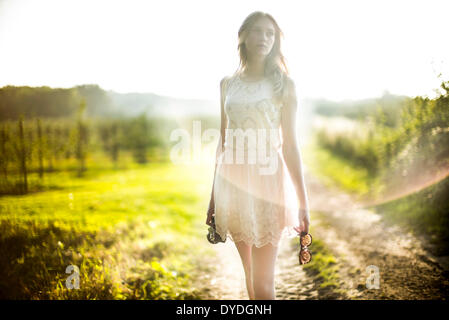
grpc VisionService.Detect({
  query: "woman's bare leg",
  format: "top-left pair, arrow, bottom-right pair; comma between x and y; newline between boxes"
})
234,240 -> 255,300
251,242 -> 279,300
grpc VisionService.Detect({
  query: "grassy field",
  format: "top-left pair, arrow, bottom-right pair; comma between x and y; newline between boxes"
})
302,136 -> 383,201
368,175 -> 449,256
0,155 -> 216,299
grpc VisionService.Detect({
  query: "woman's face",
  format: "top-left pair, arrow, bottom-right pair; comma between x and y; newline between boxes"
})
244,17 -> 276,60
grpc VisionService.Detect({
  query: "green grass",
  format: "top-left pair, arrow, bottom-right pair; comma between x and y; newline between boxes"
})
369,175 -> 449,256
0,159 -> 216,299
303,137 -> 382,200
302,237 -> 340,290
0,149 -> 172,195
288,215 -> 344,297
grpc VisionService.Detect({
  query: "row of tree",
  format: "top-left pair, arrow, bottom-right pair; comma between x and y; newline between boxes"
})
315,79 -> 449,189
0,99 -> 175,195
0,84 -> 120,120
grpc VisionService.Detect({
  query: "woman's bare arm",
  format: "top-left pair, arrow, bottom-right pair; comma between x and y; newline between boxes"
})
206,76 -> 228,225
280,76 -> 310,227
216,76 -> 228,163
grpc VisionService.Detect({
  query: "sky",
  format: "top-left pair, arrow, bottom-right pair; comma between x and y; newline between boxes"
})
0,0 -> 448,102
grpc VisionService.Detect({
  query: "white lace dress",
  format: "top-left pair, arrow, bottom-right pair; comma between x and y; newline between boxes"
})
213,72 -> 300,248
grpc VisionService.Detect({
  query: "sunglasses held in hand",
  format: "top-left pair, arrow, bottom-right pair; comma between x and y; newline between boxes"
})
298,232 -> 312,265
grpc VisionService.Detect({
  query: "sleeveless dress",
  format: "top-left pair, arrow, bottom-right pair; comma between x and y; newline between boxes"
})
213,72 -> 300,248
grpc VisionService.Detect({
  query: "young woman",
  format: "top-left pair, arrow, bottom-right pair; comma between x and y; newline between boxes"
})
206,11 -> 310,300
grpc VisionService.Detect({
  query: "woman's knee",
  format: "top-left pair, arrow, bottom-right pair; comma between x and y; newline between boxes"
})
252,268 -> 275,285
253,281 -> 275,299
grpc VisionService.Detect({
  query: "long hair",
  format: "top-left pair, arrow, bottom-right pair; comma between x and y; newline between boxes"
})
234,11 -> 290,107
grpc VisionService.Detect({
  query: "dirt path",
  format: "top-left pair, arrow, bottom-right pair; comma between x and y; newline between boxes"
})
194,170 -> 449,300
192,239 -> 248,300
305,171 -> 449,300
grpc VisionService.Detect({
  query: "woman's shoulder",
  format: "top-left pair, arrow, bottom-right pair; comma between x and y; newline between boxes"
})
220,75 -> 231,88
220,73 -> 239,93
283,74 -> 296,93
221,72 -> 238,84
282,74 -> 297,101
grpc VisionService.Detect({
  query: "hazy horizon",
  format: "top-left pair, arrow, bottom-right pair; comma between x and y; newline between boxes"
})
1,0 -> 448,102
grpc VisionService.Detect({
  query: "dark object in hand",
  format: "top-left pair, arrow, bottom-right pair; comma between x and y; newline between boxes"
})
207,215 -> 226,244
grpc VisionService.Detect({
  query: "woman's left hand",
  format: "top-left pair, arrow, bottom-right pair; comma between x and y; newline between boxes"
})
293,210 -> 310,235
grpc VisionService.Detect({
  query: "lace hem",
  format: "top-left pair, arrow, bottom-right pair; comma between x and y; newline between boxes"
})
215,224 -> 299,248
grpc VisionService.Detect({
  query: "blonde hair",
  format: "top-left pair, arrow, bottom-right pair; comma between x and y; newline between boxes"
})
234,11 -> 290,107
